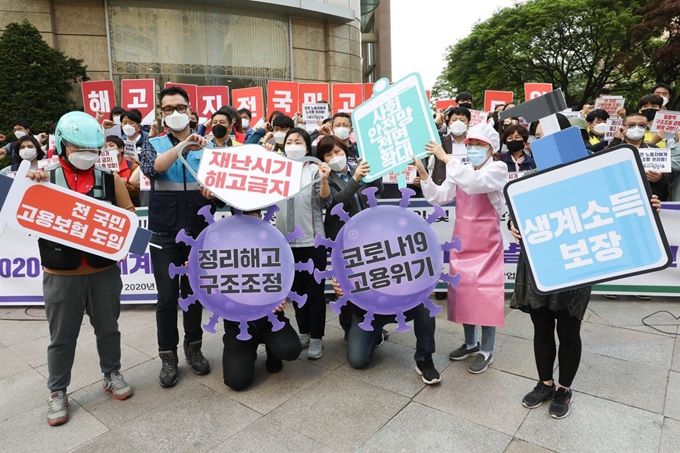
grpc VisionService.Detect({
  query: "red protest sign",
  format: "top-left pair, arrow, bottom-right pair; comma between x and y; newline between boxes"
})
332,83 -> 364,114
435,99 -> 458,111
82,80 -> 116,120
426,90 -> 431,102
364,83 -> 375,100
164,83 -> 198,111
197,86 -> 229,123
484,90 -> 514,112
121,79 -> 156,125
298,83 -> 329,111
524,83 -> 553,101
232,87 -> 265,126
267,81 -> 299,117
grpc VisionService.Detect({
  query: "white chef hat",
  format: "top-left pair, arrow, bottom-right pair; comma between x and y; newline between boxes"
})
464,123 -> 500,152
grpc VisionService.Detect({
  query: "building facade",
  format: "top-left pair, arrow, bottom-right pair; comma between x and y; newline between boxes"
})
0,0 -> 391,105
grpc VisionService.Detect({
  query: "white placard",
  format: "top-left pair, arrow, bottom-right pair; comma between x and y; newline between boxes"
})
638,148 -> 672,173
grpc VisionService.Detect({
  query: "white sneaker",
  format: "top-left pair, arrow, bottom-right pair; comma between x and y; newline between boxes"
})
299,333 -> 311,348
47,391 -> 69,426
103,371 -> 133,400
307,338 -> 323,360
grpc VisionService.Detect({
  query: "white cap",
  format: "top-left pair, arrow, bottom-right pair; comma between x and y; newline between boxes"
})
464,123 -> 500,152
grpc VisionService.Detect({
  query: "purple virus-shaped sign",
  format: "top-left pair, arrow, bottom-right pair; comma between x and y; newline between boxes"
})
315,187 -> 462,332
169,205 -> 313,340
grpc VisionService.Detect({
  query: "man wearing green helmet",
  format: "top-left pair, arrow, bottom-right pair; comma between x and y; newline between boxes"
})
25,111 -> 136,426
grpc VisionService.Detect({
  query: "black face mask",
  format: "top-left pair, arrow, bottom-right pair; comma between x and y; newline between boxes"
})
640,108 -> 658,122
190,121 -> 198,130
458,103 -> 472,109
212,124 -> 228,139
506,140 -> 525,153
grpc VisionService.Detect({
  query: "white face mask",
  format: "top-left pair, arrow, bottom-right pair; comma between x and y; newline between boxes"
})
593,123 -> 607,135
19,147 -> 37,161
285,144 -> 307,160
106,147 -> 119,154
69,151 -> 99,170
273,132 -> 287,145
334,127 -> 351,141
164,111 -> 190,131
328,155 -> 347,172
113,115 -> 121,125
662,96 -> 669,107
242,119 -> 250,129
625,126 -> 646,141
448,120 -> 468,136
122,124 -> 137,137
14,130 -> 26,139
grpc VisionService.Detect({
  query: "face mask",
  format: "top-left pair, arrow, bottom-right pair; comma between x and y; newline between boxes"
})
190,121 -> 198,130
69,151 -> 99,170
593,123 -> 607,135
448,120 -> 468,136
328,155 -> 347,172
273,132 -> 287,145
164,111 -> 190,131
242,119 -> 250,129
122,124 -> 137,137
14,130 -> 26,139
334,127 -> 351,141
212,124 -> 228,139
467,145 -> 490,166
625,126 -> 646,141
106,147 -> 119,155
285,145 -> 307,160
506,140 -> 525,153
458,103 -> 472,109
641,108 -> 658,122
662,96 -> 669,107
113,115 -> 121,125
19,147 -> 37,161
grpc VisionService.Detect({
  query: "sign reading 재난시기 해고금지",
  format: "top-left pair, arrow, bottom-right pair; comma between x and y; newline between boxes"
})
352,74 -> 441,184
505,144 -> 673,294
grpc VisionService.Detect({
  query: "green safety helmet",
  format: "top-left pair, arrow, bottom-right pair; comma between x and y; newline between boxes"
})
55,111 -> 105,156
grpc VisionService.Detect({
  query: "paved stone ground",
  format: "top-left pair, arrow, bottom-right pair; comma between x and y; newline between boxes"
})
1,294 -> 680,453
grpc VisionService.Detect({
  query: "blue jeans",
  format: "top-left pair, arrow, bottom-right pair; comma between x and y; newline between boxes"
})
463,324 -> 496,353
342,303 -> 436,369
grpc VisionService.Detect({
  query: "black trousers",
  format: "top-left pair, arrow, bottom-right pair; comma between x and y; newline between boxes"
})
222,313 -> 302,391
529,306 -> 582,387
291,246 -> 327,339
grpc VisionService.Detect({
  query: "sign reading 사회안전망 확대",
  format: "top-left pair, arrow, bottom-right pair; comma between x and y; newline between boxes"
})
352,74 -> 441,183
504,144 -> 672,294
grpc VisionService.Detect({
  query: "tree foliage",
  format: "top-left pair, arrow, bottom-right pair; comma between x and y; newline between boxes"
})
0,20 -> 88,139
433,0 -> 651,109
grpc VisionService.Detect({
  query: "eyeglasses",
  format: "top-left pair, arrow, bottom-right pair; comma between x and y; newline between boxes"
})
161,104 -> 188,115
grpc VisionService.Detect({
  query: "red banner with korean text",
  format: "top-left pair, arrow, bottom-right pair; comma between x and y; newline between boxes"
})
197,86 -> 230,131
164,83 -> 198,111
524,83 -> 553,101
332,83 -> 364,115
121,79 -> 156,126
484,90 -> 514,112
435,99 -> 458,111
364,83 -> 375,101
298,83 -> 329,111
232,87 -> 265,126
82,80 -> 116,121
267,81 -> 299,117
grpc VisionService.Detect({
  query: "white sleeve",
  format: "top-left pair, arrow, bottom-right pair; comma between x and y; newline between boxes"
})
421,169 -> 457,206
449,160 -> 508,194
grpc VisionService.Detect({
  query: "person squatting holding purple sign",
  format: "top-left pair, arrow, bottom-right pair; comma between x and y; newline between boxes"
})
414,123 -> 508,374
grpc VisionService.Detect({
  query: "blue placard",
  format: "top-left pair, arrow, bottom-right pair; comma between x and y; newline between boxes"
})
531,126 -> 589,170
352,73 -> 441,182
504,144 -> 672,294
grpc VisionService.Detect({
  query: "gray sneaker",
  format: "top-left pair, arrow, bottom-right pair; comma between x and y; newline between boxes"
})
184,341 -> 211,375
47,391 -> 69,426
103,371 -> 133,400
448,343 -> 480,361
299,333 -> 311,348
307,338 -> 323,359
159,350 -> 179,388
468,352 -> 493,374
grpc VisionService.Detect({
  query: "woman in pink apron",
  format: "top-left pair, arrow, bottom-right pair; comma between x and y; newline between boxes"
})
414,123 -> 508,374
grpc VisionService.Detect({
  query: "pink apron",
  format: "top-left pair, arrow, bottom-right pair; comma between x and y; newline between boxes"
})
447,186 -> 505,327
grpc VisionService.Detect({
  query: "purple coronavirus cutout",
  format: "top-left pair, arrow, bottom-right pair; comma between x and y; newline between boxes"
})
315,187 -> 462,332
169,205 -> 313,340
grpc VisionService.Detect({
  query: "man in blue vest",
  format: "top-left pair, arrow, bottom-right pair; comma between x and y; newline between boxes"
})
140,86 -> 217,388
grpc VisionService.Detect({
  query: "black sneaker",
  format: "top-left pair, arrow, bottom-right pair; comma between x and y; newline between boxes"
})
548,387 -> 573,419
448,343 -> 480,361
159,350 -> 179,388
375,328 -> 389,348
415,357 -> 441,385
522,381 -> 555,408
184,341 -> 211,375
266,355 -> 283,373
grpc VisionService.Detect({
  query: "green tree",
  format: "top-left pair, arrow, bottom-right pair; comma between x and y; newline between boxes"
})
0,20 -> 88,145
433,0 -> 645,109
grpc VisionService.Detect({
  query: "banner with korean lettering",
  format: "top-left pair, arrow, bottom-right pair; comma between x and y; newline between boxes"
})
435,99 -> 458,111
352,74 -> 441,183
197,86 -> 229,133
298,83 -> 329,111
524,83 -> 553,102
595,96 -> 626,117
164,83 -> 198,111
121,79 -> 156,126
504,145 -> 672,294
332,83 -> 364,115
651,110 -> 680,134
82,80 -> 116,120
267,81 -> 299,117
484,90 -> 514,112
232,87 -> 265,126
364,83 -> 375,100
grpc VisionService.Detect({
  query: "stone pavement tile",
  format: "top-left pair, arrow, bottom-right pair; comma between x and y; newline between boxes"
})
499,309 -> 535,341
665,371 -> 680,421
0,319 -> 50,348
211,417 -> 338,453
0,306 -> 46,320
0,344 -> 32,381
414,365 -> 532,436
516,392 -> 663,453
491,333 -> 539,380
336,341 -> 450,398
303,325 -> 349,371
587,301 -> 680,327
0,368 -> 47,422
194,353 -> 329,415
35,335 -> 153,393
8,333 -> 50,368
67,431 -> 138,453
0,307 -> 16,317
620,324 -> 678,338
504,439 -> 555,453
116,305 -> 158,336
120,323 -> 163,358
356,402 -> 511,453
70,358 -> 203,429
673,332 -> 680,373
0,399 -> 108,453
112,389 -> 261,453
572,351 -> 668,413
580,322 -> 674,369
660,417 -> 680,453
268,373 -> 409,451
